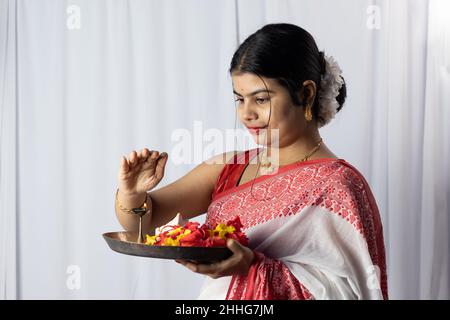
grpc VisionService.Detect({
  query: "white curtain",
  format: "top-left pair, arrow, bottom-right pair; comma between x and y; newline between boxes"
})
2,0 -> 239,299
0,0 -> 17,301
1,0 -> 449,299
420,0 -> 450,299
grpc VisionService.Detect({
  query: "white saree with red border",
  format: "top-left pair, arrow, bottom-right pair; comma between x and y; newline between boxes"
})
197,149 -> 388,300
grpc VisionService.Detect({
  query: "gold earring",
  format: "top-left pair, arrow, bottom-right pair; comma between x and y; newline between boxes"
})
305,105 -> 313,121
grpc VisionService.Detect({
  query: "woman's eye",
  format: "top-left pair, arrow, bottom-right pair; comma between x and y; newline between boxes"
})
235,97 -> 244,103
256,98 -> 269,104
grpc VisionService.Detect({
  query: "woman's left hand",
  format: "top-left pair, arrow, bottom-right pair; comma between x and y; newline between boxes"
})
175,239 -> 255,279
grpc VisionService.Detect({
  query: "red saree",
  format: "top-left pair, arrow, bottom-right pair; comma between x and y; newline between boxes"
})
197,148 -> 388,300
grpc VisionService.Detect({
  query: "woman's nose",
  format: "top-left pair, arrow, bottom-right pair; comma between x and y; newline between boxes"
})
240,101 -> 258,121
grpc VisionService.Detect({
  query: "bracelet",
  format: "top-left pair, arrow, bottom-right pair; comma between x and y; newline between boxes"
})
115,188 -> 151,215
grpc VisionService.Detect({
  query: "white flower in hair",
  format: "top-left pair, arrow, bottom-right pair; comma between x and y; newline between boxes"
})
317,54 -> 344,127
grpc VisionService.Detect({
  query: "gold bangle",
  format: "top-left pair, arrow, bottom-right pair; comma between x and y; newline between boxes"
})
115,189 -> 151,215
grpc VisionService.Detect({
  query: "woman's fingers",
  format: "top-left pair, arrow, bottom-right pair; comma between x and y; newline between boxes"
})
177,259 -> 223,276
137,148 -> 149,164
155,152 -> 168,180
145,150 -> 159,169
129,150 -> 138,166
141,148 -> 150,159
126,149 -> 166,175
150,150 -> 160,160
128,149 -> 150,167
120,156 -> 130,174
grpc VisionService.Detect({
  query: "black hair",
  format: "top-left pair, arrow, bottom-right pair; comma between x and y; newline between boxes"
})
229,23 -> 347,126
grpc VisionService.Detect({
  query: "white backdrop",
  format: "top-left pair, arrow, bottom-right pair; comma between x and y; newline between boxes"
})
1,0 -> 449,299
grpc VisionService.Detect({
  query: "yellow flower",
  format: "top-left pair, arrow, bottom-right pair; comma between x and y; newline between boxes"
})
167,227 -> 183,236
179,229 -> 191,238
163,237 -> 180,246
145,228 -> 192,246
212,223 -> 236,239
145,235 -> 157,245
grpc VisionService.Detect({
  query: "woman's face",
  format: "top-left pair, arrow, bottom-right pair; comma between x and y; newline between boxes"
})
231,72 -> 311,147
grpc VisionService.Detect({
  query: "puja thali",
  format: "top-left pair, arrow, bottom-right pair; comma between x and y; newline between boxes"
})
103,231 -> 233,263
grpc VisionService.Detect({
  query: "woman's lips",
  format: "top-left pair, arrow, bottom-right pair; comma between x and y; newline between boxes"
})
247,126 -> 268,135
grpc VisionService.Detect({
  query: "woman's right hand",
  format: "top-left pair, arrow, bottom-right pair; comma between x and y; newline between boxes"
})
118,148 -> 169,196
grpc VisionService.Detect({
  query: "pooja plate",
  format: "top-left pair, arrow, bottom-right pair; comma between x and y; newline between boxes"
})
103,231 -> 233,263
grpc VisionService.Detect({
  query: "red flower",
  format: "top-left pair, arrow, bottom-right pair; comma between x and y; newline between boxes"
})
227,231 -> 249,246
146,215 -> 249,248
226,216 -> 244,231
184,221 -> 201,232
179,229 -> 204,246
204,236 -> 227,248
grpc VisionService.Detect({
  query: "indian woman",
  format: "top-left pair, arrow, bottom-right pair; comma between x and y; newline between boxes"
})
115,23 -> 388,300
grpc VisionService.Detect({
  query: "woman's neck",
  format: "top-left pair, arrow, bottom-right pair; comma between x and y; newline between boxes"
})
265,127 -> 336,166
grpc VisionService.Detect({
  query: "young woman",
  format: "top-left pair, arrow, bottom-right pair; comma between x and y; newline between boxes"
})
115,23 -> 388,300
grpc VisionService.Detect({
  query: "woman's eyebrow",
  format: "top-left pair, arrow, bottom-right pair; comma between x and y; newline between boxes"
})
233,89 -> 275,97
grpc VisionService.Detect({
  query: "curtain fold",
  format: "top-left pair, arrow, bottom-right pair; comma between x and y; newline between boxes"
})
12,0 -> 238,299
0,0 -> 17,300
235,0 -> 449,299
419,0 -> 450,299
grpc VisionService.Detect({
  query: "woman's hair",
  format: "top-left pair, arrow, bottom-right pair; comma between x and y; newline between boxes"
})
229,23 -> 347,125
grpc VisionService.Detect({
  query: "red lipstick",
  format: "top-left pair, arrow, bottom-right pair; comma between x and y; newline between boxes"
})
246,125 -> 268,135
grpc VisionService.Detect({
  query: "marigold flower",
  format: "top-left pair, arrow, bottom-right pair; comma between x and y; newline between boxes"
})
145,216 -> 247,248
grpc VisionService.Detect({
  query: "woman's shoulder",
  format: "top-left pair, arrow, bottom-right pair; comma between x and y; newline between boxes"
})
201,150 -> 243,185
333,160 -> 370,186
317,159 -> 376,202
203,150 -> 239,166
206,148 -> 261,167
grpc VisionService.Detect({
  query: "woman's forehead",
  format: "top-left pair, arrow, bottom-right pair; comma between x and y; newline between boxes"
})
231,72 -> 279,93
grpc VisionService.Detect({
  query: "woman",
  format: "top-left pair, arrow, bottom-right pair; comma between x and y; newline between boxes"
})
115,23 -> 388,300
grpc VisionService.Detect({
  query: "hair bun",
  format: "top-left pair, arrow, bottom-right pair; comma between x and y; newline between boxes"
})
317,54 -> 345,127
335,76 -> 347,112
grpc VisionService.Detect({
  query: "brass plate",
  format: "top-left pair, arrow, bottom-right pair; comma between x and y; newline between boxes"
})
103,231 -> 232,263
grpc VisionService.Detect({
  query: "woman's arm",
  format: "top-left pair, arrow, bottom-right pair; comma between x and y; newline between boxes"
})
115,151 -> 236,234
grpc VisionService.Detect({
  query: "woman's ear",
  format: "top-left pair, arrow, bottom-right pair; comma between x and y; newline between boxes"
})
300,80 -> 317,106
